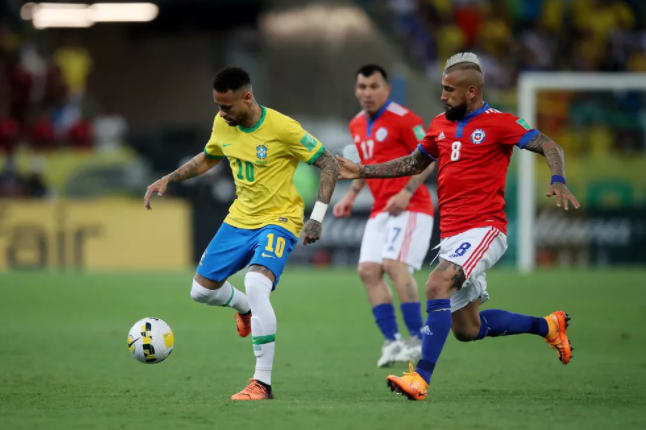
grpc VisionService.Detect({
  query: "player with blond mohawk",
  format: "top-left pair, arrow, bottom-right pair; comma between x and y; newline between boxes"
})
337,52 -> 580,400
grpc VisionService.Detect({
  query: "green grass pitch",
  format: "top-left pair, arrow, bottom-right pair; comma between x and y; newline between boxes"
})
1,267 -> 645,429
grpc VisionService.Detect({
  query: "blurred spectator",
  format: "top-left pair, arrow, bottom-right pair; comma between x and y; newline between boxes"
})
29,109 -> 56,150
66,117 -> 94,149
0,156 -> 48,197
379,0 -> 646,87
0,116 -> 19,155
52,45 -> 92,100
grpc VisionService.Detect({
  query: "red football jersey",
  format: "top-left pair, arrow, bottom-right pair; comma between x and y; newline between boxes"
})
349,101 -> 434,218
419,102 -> 538,237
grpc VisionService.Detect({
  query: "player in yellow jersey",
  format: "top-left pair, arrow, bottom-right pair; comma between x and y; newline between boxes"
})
144,66 -> 339,400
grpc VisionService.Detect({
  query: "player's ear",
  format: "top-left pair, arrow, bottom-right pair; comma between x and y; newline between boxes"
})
241,89 -> 253,104
467,85 -> 479,102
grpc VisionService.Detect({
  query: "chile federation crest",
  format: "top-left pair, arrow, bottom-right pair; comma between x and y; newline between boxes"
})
470,129 -> 486,144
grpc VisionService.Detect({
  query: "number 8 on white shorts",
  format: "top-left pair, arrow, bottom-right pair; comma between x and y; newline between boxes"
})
438,226 -> 507,280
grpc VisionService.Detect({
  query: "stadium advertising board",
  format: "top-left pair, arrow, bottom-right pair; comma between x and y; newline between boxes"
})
0,198 -> 191,270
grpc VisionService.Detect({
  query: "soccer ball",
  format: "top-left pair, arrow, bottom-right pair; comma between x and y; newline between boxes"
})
127,317 -> 174,364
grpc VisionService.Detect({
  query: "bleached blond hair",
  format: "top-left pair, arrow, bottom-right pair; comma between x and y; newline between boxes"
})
444,52 -> 483,74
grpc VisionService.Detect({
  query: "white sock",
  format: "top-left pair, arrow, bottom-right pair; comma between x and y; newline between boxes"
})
190,279 -> 250,314
245,271 -> 276,386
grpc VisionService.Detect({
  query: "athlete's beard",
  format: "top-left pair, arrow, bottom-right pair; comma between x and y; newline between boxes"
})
445,102 -> 467,121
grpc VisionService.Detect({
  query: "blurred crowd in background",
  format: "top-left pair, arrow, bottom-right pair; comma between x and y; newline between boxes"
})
0,0 -> 645,267
366,0 -> 646,160
0,23 -> 129,198
2,0 -> 645,196
380,0 -> 646,84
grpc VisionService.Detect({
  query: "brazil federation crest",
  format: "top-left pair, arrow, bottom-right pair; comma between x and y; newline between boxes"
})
256,145 -> 268,159
470,129 -> 486,144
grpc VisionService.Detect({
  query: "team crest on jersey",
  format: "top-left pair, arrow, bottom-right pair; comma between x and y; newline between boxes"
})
375,127 -> 388,142
470,129 -> 486,144
256,145 -> 268,159
354,134 -> 360,143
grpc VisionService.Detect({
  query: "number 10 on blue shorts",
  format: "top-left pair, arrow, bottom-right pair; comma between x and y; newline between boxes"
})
196,223 -> 297,288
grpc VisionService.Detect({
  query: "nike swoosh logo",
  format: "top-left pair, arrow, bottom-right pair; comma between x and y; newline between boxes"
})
223,144 -> 232,147
128,337 -> 140,347
261,253 -> 275,258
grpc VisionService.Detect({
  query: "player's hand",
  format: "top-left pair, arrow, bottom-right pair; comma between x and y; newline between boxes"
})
333,195 -> 354,218
144,176 -> 170,210
336,155 -> 361,179
385,189 -> 412,216
546,183 -> 580,211
301,219 -> 322,245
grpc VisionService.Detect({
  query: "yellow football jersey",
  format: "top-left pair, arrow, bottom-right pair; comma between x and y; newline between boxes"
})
204,106 -> 325,237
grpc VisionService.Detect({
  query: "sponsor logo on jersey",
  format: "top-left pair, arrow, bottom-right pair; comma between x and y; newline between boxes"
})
375,127 -> 388,142
438,131 -> 446,140
278,217 -> 288,223
516,118 -> 531,130
300,133 -> 318,151
470,129 -> 486,144
256,145 -> 268,159
413,125 -> 426,141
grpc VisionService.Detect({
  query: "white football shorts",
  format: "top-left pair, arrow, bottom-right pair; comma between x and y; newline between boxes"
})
359,211 -> 433,271
437,226 -> 507,312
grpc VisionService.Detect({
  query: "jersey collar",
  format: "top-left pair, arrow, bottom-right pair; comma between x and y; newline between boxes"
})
238,105 -> 266,133
366,99 -> 391,137
456,101 -> 489,138
463,101 -> 489,121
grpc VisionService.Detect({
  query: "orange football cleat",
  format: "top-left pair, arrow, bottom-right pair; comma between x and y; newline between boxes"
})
544,310 -> 573,364
386,362 -> 429,401
236,312 -> 251,337
231,379 -> 273,401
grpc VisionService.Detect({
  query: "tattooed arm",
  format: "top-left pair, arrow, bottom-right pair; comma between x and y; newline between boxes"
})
302,149 -> 339,244
312,149 -> 339,204
523,132 -> 580,211
337,148 -> 431,180
144,152 -> 220,209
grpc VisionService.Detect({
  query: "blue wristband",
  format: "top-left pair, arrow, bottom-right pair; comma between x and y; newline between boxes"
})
551,175 -> 566,185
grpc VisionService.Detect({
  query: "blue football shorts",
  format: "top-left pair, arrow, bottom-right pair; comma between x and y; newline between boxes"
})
196,222 -> 298,288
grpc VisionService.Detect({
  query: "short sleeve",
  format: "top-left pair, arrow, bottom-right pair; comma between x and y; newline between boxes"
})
399,114 -> 427,151
283,118 -> 326,164
203,116 -> 226,159
418,122 -> 439,159
498,113 -> 539,148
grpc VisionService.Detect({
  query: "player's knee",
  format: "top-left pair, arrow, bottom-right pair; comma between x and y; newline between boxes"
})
425,271 -> 453,299
244,271 -> 273,307
357,264 -> 381,284
382,259 -> 406,278
190,278 -> 215,304
452,326 -> 479,342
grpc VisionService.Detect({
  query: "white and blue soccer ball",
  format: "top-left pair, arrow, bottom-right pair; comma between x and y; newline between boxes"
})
127,317 -> 174,364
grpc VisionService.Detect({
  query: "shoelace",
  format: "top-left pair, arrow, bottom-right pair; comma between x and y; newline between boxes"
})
401,361 -> 416,378
241,379 -> 266,396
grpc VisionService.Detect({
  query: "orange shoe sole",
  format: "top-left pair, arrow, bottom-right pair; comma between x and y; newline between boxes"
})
386,376 -> 427,401
550,311 -> 573,365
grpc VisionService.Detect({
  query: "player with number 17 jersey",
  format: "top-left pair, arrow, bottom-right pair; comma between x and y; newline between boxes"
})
349,101 -> 434,218
418,102 -> 537,238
